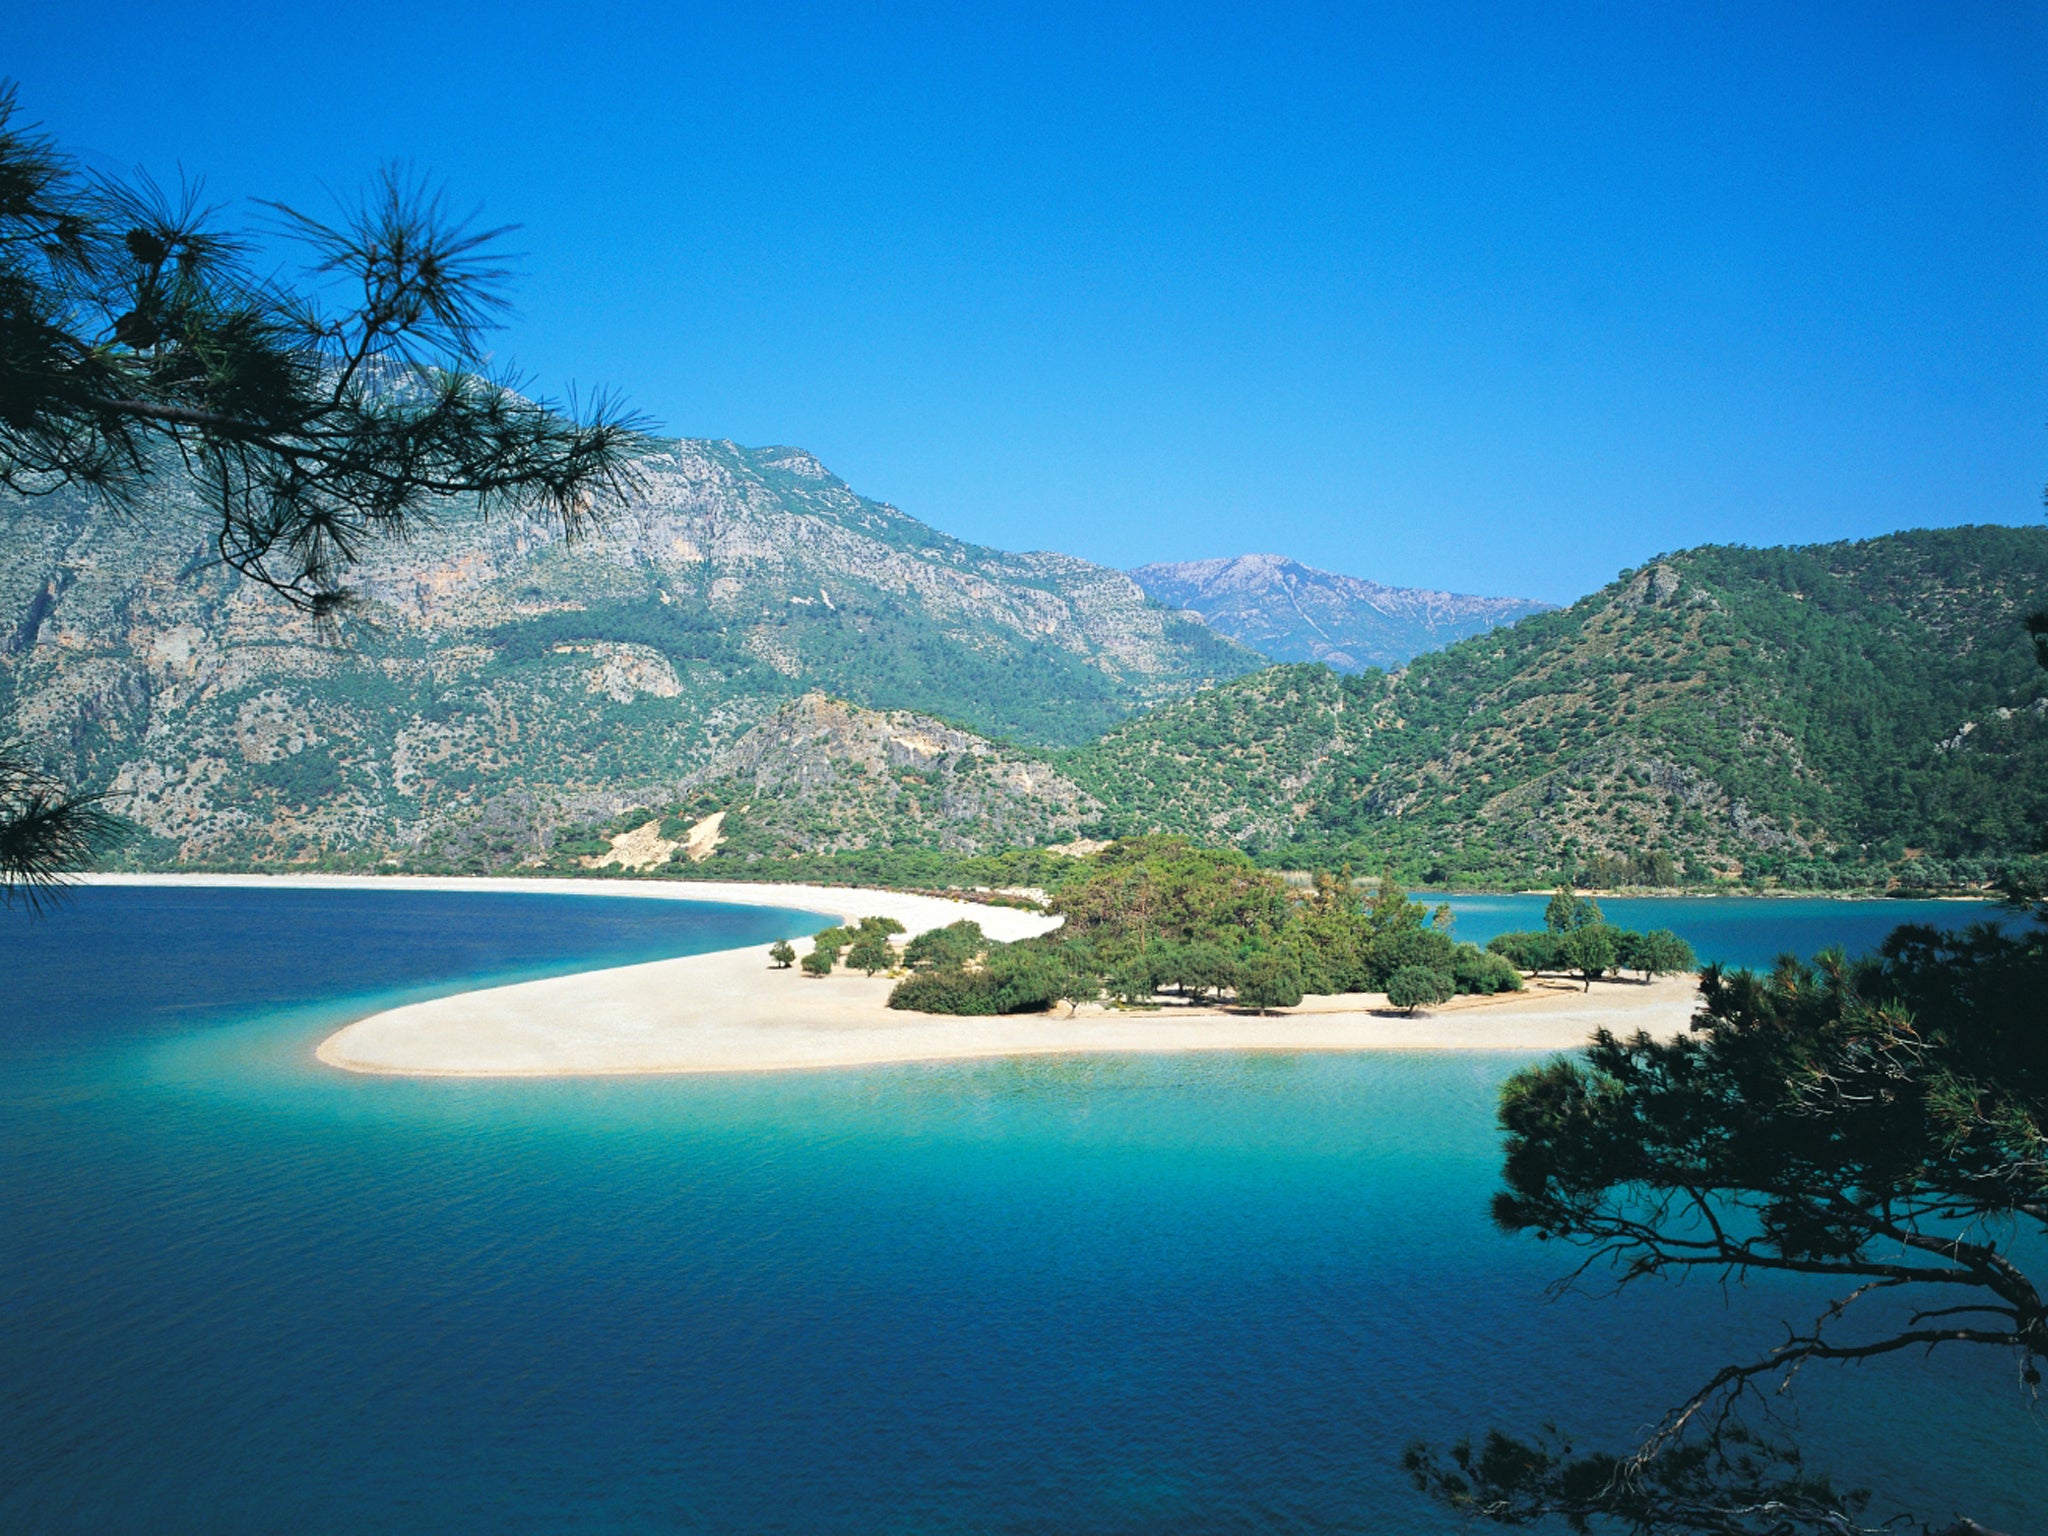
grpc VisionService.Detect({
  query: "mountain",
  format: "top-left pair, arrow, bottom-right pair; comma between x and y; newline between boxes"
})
0,438 -> 1254,869
1128,553 -> 1554,671
9,443 -> 2042,891
1074,528 -> 2048,888
648,692 -> 1101,864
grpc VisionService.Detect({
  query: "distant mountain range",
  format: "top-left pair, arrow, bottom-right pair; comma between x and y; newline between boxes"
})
1130,553 -> 1553,671
3,435 -> 2043,888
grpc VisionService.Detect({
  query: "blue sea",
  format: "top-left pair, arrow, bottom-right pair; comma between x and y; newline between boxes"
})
2,886 -> 2041,1533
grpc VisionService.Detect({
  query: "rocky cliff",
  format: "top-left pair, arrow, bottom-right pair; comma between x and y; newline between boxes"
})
0,437 -> 1251,869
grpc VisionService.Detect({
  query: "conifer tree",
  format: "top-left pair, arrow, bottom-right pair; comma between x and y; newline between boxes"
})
0,85 -> 644,902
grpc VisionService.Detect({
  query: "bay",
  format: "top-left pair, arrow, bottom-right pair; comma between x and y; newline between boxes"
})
1,887 -> 2039,1533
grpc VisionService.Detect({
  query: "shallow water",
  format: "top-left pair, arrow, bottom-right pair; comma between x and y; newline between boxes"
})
2,887 -> 2040,1533
1438,891 -> 2014,969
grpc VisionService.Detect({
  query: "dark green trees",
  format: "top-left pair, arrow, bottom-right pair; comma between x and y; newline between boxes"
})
886,937 -> 1092,1015
845,930 -> 895,976
1557,924 -> 1617,990
1544,886 -> 1604,934
1618,927 -> 1696,979
1488,900 -> 1695,988
1412,911 -> 2048,1533
902,920 -> 987,971
1236,953 -> 1305,1013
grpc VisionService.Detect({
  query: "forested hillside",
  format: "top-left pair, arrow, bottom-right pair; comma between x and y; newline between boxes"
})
1072,527 -> 2048,889
5,458 -> 2039,890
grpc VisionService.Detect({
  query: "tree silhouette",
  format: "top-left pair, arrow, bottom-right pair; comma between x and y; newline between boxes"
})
0,84 -> 645,903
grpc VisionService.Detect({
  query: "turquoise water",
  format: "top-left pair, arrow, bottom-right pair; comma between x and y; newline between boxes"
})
2,888 -> 2040,1533
1437,892 -> 2014,969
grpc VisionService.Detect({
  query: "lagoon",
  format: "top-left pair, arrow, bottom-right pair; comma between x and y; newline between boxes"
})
1,886 -> 2037,1532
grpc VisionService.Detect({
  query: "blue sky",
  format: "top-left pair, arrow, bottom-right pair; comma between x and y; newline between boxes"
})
12,2 -> 2045,603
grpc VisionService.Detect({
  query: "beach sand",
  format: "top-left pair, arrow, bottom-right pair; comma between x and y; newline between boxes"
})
159,873 -> 1699,1077
76,874 -> 1695,1077
318,945 -> 1698,1077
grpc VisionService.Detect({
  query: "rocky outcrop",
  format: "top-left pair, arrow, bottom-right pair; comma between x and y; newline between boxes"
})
0,438 -> 1246,868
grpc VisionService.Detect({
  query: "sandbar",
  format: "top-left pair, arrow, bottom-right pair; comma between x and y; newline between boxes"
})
76,874 -> 1697,1076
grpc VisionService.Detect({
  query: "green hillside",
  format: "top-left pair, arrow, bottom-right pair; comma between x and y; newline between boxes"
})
1068,526 -> 2048,889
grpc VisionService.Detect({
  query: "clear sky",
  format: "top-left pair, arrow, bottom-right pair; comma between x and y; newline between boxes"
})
11,2 -> 2045,603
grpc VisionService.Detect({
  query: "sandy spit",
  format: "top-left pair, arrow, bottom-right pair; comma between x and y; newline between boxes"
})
318,945 -> 1699,1078
75,874 -> 1696,1077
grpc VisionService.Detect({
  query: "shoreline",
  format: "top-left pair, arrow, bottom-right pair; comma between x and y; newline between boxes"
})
318,946 -> 1700,1078
82,874 -> 1699,1078
80,869 -> 2001,907
73,871 -> 1060,940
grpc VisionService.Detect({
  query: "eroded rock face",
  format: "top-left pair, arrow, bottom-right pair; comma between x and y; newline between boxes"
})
0,438 -> 1244,868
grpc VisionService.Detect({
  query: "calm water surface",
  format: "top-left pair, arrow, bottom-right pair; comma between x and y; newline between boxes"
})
2,887 -> 2040,1533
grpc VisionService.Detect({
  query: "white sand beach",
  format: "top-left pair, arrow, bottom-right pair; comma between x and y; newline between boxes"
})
80,874 -> 1696,1076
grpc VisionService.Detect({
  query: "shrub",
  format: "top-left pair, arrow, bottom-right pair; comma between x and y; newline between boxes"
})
1236,953 -> 1304,1013
986,942 -> 1094,1012
799,947 -> 835,978
1451,947 -> 1523,994
888,969 -> 997,1014
1386,966 -> 1454,1013
886,939 -> 1095,1015
1488,930 -> 1562,973
903,920 -> 987,971
1366,924 -> 1460,990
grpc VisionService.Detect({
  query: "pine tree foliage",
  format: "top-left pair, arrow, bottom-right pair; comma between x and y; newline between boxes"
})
0,84 -> 644,902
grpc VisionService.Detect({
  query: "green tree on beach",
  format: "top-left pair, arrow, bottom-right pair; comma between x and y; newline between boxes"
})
768,939 -> 796,969
1235,952 -> 1304,1013
1385,965 -> 1452,1014
798,947 -> 834,978
1558,924 -> 1617,990
903,920 -> 985,971
1545,886 -> 1604,934
1619,927 -> 1696,980
0,84 -> 642,903
846,929 -> 895,976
